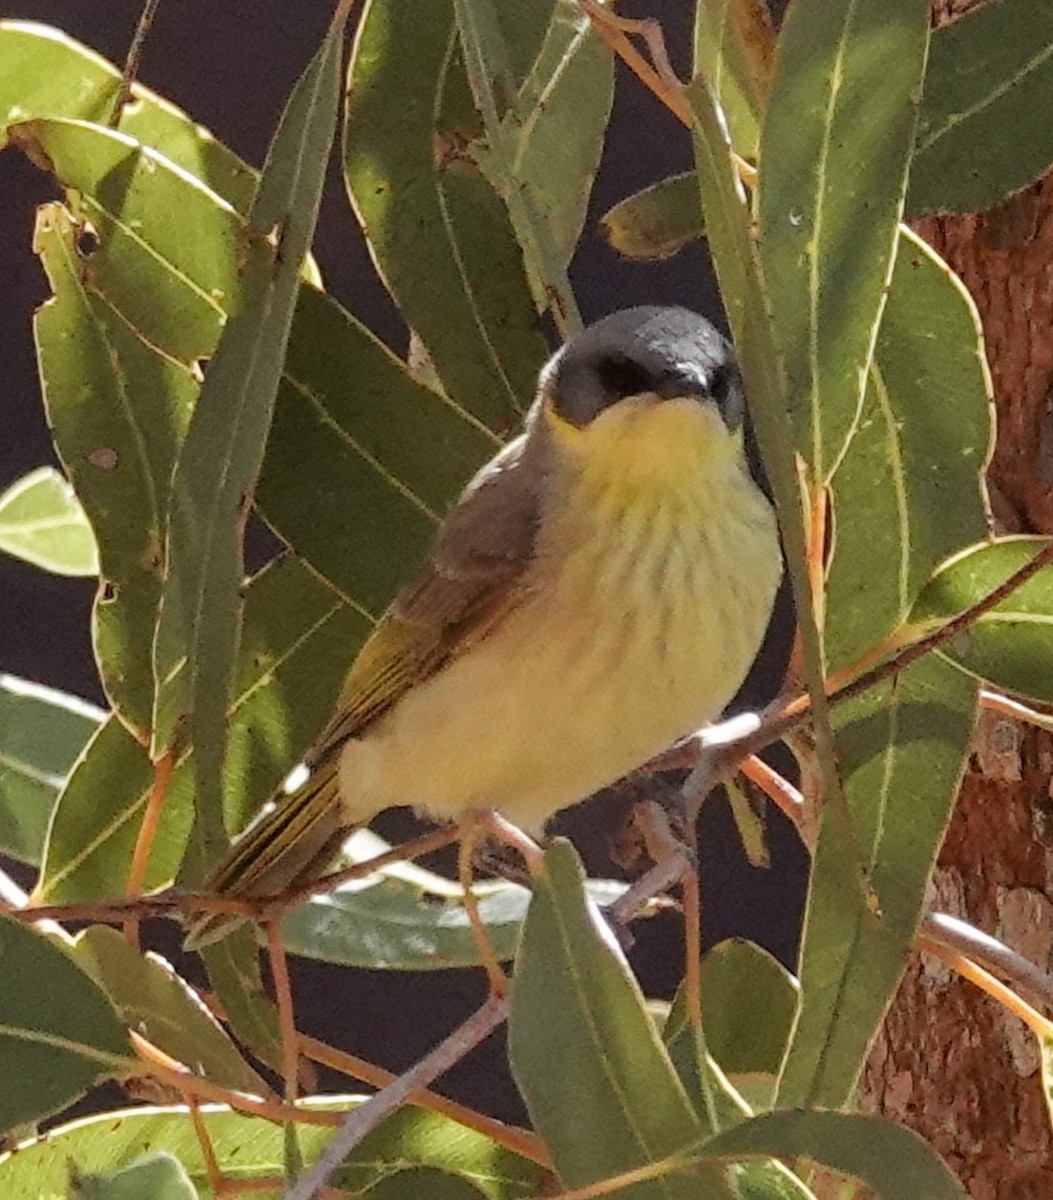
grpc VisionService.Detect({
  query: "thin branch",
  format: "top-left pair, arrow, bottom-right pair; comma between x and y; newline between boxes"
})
920,911 -> 1053,1016
126,748 -> 174,947
297,1032 -> 550,1166
283,995 -> 509,1200
110,0 -> 163,127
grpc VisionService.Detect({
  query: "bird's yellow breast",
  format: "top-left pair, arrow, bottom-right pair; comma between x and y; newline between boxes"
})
339,399 -> 780,833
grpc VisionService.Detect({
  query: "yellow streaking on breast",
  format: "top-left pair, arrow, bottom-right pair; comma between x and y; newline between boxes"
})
339,396 -> 781,834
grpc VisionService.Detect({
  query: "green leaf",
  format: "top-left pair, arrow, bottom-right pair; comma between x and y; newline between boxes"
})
687,76 -> 840,885
909,1 -> 1053,215
693,0 -> 774,160
666,941 -> 798,1111
910,536 -> 1053,702
0,467 -> 98,577
197,929 -> 285,1078
465,0 -> 611,316
601,173 -> 703,261
0,1102 -> 544,1200
757,0 -> 931,485
0,674 -> 103,865
36,556 -> 368,902
509,840 -> 735,1200
69,926 -> 267,1095
777,655 -> 977,1108
363,1168 -> 488,1200
257,288 -> 498,615
0,20 -> 255,211
0,913 -> 132,1136
34,202 -> 195,737
345,0 -> 548,427
280,829 -> 631,968
152,8 -> 350,879
68,1152 -> 197,1200
824,226 -> 993,673
693,1109 -> 966,1199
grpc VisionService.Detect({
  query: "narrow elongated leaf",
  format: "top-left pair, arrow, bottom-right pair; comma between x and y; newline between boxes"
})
345,0 -> 547,427
34,203 -> 195,736
0,675 -> 104,865
693,0 -> 774,160
0,466 -> 97,576
910,1 -> 1053,215
757,0 -> 931,485
0,1102 -> 544,1200
281,829 -> 632,968
911,536 -> 1053,702
601,173 -> 703,261
694,1110 -> 965,1199
510,841 -> 736,1200
152,8 -> 350,878
36,556 -> 368,902
197,929 -> 284,1077
69,1153 -> 198,1200
467,0 -> 612,305
687,78 -> 839,881
70,926 -> 267,1095
0,914 -> 132,1135
824,227 -> 992,673
778,655 -> 977,1108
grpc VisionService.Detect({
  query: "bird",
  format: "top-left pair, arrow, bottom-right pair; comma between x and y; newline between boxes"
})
185,305 -> 782,947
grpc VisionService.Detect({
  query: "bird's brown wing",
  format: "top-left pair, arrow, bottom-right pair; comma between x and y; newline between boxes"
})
307,433 -> 544,764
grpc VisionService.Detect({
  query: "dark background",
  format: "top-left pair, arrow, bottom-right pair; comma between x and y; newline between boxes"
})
1,0 -> 804,1121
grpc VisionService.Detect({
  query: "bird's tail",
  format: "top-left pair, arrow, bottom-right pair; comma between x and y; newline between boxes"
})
184,755 -> 348,949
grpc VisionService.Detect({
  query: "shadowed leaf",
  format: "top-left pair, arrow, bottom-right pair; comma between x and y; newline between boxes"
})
0,914 -> 132,1136
693,0 -> 774,160
601,173 -> 702,261
909,1 -> 1053,215
345,0 -> 548,428
0,675 -> 104,865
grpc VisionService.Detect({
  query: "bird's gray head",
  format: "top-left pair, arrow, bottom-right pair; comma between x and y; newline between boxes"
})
541,306 -> 744,430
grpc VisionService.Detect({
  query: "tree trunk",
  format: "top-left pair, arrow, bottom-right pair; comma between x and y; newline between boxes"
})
859,46 -> 1053,1191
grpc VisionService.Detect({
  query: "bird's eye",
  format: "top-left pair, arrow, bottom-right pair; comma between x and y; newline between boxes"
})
594,354 -> 653,402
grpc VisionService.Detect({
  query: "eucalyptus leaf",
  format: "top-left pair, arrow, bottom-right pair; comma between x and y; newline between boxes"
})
824,226 -> 992,673
601,173 -> 702,261
694,1109 -> 966,1199
34,203 -> 195,737
345,0 -> 547,427
69,926 -> 268,1096
0,466 -> 97,577
0,914 -> 132,1136
911,536 -> 1053,703
693,0 -> 774,160
757,0 -> 931,485
0,1101 -> 544,1200
909,0 -> 1053,215
509,840 -> 735,1200
281,829 -> 632,969
778,656 -> 977,1108
67,1153 -> 197,1200
0,674 -> 104,865
152,7 -> 350,880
